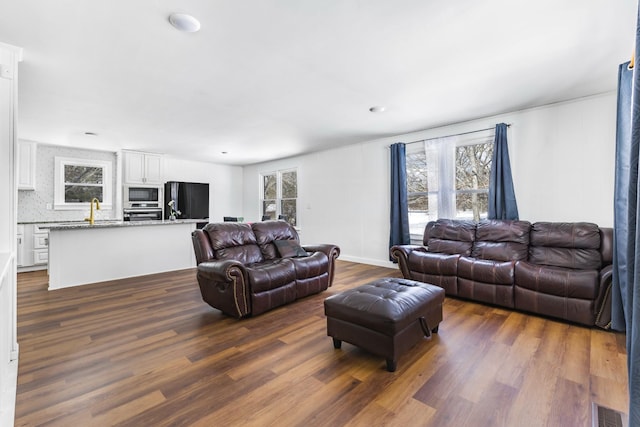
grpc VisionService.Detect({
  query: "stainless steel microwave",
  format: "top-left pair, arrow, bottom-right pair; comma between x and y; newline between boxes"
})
124,185 -> 162,208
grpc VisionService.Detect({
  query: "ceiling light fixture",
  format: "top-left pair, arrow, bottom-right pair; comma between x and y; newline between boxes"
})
369,106 -> 386,113
168,13 -> 201,33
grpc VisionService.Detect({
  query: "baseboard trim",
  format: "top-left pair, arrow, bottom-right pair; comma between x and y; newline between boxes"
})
338,255 -> 397,269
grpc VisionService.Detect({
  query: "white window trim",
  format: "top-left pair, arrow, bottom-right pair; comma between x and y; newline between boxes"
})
259,168 -> 298,225
54,157 -> 113,210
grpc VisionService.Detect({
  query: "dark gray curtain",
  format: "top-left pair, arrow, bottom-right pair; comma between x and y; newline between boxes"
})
389,143 -> 410,259
612,52 -> 640,424
488,123 -> 519,220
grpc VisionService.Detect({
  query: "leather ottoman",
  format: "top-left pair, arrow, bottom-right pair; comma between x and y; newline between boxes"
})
324,277 -> 444,372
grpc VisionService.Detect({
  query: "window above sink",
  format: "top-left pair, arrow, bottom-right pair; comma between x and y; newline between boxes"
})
54,157 -> 113,210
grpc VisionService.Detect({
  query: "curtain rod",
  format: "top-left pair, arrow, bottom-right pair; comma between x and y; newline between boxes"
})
399,123 -> 511,146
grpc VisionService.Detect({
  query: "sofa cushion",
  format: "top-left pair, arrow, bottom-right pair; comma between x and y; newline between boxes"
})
204,222 -> 263,264
424,219 -> 476,255
530,222 -> 600,248
515,261 -> 599,300
252,221 -> 300,259
407,251 -> 460,295
290,251 -> 329,279
246,259 -> 297,293
458,257 -> 515,285
471,220 -> 531,261
529,222 -> 602,270
408,251 -> 459,275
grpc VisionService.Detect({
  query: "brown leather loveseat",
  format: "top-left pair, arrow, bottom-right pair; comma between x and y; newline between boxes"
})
390,219 -> 613,327
192,220 -> 340,318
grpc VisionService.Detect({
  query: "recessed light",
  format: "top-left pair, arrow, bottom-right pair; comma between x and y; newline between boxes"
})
369,106 -> 386,113
84,132 -> 97,136
168,13 -> 201,33
221,151 -> 228,154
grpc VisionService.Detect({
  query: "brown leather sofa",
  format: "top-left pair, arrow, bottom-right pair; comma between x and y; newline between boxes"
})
390,219 -> 613,327
192,220 -> 340,318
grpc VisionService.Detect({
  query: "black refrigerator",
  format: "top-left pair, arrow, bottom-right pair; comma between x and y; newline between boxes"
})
164,181 -> 209,220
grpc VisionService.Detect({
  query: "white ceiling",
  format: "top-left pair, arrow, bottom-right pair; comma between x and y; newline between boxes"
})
0,1 -> 636,165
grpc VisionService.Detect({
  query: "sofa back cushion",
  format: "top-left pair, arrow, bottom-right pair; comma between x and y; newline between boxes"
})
424,219 -> 476,256
528,222 -> 602,270
471,220 -> 531,261
203,222 -> 263,264
252,221 -> 301,260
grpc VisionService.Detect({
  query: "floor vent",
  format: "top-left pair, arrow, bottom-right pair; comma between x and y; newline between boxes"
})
592,403 -> 626,427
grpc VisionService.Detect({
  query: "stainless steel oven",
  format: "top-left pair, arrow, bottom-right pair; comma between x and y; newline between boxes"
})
123,208 -> 163,221
123,186 -> 163,221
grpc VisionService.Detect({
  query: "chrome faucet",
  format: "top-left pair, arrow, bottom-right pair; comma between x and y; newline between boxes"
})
84,197 -> 101,225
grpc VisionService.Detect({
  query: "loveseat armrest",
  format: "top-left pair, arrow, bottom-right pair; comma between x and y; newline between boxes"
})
594,264 -> 613,329
197,259 -> 244,280
302,244 -> 340,286
196,260 -> 251,318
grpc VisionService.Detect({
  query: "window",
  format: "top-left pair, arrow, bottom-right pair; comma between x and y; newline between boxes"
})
260,169 -> 297,226
406,134 -> 493,236
54,157 -> 113,210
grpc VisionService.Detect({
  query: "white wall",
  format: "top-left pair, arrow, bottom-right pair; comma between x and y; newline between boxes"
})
243,92 -> 617,267
163,156 -> 243,222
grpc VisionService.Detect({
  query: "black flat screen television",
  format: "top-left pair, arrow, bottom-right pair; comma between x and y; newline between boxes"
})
164,181 -> 209,220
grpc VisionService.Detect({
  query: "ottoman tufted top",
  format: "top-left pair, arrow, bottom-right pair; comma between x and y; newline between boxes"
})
324,277 -> 445,336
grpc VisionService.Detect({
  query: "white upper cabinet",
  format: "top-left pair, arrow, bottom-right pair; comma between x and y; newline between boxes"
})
17,140 -> 36,190
123,150 -> 163,185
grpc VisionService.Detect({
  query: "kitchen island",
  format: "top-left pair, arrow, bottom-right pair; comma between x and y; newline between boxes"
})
41,219 -> 206,290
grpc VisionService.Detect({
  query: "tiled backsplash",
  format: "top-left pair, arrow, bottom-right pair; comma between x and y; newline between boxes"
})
18,142 -> 118,223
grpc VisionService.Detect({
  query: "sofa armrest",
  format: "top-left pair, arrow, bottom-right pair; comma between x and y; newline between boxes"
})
196,260 -> 251,318
302,244 -> 340,286
390,245 -> 426,261
390,245 -> 427,278
197,259 -> 244,280
594,264 -> 613,329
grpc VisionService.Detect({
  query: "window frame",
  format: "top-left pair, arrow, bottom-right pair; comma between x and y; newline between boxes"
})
453,136 -> 493,221
54,156 -> 113,210
259,168 -> 298,226
406,133 -> 493,239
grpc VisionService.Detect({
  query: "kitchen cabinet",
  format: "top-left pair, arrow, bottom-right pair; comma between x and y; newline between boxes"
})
17,140 -> 36,190
16,225 -> 24,267
123,151 -> 163,185
47,221 -> 196,290
17,224 -> 49,269
32,225 -> 49,265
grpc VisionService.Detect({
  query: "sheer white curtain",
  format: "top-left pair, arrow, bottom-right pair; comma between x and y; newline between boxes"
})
424,135 -> 458,219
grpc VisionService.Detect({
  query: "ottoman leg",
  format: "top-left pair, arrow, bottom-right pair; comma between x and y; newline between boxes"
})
332,338 -> 342,349
432,325 -> 439,333
386,359 -> 397,372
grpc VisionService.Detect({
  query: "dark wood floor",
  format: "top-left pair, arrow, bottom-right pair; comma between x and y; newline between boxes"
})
14,261 -> 629,426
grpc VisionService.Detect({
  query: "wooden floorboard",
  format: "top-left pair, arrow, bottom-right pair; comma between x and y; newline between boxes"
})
14,260 -> 629,426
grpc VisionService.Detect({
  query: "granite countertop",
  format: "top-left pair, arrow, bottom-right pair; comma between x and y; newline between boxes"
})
35,218 -> 208,230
